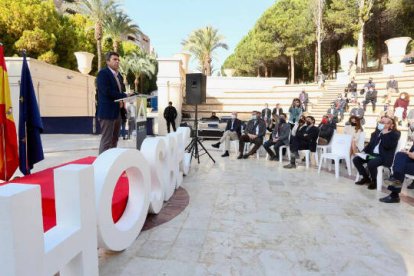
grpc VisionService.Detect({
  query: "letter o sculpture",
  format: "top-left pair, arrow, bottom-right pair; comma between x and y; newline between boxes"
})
93,149 -> 150,251
140,137 -> 167,214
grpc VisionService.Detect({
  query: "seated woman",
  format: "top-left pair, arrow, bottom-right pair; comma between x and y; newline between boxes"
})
288,98 -> 303,128
343,116 -> 364,156
317,115 -> 335,145
353,116 -> 400,190
393,92 -> 410,126
381,145 -> 414,203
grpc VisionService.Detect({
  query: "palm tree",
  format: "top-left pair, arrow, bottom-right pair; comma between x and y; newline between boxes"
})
77,0 -> 118,71
119,55 -> 132,91
103,10 -> 140,53
129,52 -> 156,92
182,26 -> 228,76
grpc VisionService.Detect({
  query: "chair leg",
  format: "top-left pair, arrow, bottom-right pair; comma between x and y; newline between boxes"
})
305,151 -> 310,169
355,172 -> 360,182
345,157 -> 352,176
318,155 -> 324,174
287,148 -> 291,160
335,158 -> 340,178
279,147 -> 283,162
377,167 -> 383,191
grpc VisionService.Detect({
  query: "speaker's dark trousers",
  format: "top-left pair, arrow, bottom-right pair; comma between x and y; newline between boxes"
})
388,152 -> 414,195
353,155 -> 383,181
99,116 -> 121,154
239,134 -> 263,155
167,119 -> 176,133
264,140 -> 284,158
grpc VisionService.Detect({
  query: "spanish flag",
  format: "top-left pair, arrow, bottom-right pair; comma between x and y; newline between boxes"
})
0,45 -> 19,181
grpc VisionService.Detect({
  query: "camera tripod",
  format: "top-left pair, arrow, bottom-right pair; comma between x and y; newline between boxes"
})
185,104 -> 215,164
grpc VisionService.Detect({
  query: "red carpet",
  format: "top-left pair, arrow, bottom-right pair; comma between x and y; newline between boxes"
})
3,157 -> 129,232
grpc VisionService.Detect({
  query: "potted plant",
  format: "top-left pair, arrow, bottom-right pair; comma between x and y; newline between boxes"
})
385,37 -> 412,64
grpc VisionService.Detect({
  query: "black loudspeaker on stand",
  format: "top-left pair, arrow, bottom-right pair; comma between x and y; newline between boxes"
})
184,73 -> 215,164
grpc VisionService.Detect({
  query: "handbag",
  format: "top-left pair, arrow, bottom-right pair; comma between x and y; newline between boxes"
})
318,137 -> 328,145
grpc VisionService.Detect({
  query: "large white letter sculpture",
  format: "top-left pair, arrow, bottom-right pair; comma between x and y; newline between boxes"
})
0,165 -> 98,276
140,137 -> 167,214
0,127 -> 193,275
93,149 -> 150,251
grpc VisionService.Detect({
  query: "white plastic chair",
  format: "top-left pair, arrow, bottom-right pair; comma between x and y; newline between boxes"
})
243,142 -> 262,159
230,140 -> 239,153
316,130 -> 336,155
355,134 -> 407,191
376,134 -> 407,191
300,150 -> 319,169
318,134 -> 353,178
279,145 -> 291,162
316,130 -> 337,166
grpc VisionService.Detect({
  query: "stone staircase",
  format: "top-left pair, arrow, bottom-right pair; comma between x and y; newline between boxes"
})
308,64 -> 414,138
182,84 -> 324,121
182,65 -> 414,139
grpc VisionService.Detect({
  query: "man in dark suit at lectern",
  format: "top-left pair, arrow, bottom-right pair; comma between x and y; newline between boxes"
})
97,52 -> 127,154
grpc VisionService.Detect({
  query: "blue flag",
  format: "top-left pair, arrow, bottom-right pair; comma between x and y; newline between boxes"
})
19,53 -> 44,175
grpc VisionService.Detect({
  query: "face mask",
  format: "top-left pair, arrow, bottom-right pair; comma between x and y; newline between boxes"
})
279,118 -> 286,123
321,118 -> 328,124
306,121 -> 312,126
351,122 -> 357,126
231,115 -> 236,119
252,115 -> 257,120
377,123 -> 384,131
401,95 -> 406,99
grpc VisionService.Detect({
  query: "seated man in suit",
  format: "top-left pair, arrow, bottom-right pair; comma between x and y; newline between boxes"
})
350,101 -> 365,124
263,113 -> 290,160
381,144 -> 414,203
238,111 -> 266,159
284,116 -> 319,169
212,112 -> 242,157
363,86 -> 378,112
353,116 -> 400,190
272,103 -> 283,118
327,103 -> 339,123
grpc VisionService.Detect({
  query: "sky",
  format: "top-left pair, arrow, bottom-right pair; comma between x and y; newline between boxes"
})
123,0 -> 275,72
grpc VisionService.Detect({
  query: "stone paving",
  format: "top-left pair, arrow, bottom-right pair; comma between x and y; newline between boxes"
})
32,135 -> 414,275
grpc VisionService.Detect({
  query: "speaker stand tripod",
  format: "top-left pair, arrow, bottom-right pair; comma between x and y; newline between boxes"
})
185,104 -> 215,164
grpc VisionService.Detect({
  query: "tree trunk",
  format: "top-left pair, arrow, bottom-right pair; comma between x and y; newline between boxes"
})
314,43 -> 318,82
264,65 -> 268,77
357,22 -> 364,73
134,75 -> 140,92
113,41 -> 119,53
206,57 -> 212,76
376,21 -> 382,70
357,0 -> 364,72
96,38 -> 102,71
316,0 -> 323,78
124,80 -> 129,93
290,55 -> 295,85
95,21 -> 103,71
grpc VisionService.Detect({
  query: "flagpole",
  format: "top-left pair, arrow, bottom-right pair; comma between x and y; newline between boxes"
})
25,121 -> 28,174
1,125 -> 6,180
1,42 -> 6,179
